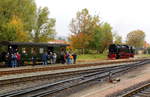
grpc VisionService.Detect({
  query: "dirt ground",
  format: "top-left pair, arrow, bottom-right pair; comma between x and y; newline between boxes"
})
68,63 -> 150,97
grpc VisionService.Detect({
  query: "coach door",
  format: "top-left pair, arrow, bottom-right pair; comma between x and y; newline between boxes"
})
8,45 -> 18,54
47,47 -> 54,54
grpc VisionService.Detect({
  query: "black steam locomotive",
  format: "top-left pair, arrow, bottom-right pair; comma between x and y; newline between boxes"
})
108,44 -> 135,59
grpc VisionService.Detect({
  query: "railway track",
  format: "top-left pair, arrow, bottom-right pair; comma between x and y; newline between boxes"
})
0,58 -> 147,76
0,62 -> 139,86
121,83 -> 150,97
0,59 -> 150,97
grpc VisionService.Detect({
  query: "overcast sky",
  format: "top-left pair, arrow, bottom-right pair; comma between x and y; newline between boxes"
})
35,0 -> 150,42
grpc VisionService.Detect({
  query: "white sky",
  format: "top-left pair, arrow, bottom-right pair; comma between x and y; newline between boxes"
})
35,0 -> 150,42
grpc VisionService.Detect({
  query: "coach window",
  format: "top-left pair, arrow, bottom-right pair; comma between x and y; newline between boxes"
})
39,48 -> 44,54
22,48 -> 26,53
31,48 -> 34,54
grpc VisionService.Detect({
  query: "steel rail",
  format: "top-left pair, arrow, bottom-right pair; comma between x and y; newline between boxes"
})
121,83 -> 150,97
0,61 -> 136,86
29,60 -> 150,97
0,60 -> 149,97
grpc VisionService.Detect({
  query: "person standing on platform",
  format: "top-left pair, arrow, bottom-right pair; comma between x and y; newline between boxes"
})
64,52 -> 67,64
70,54 -> 73,64
11,53 -> 17,67
66,52 -> 71,64
5,53 -> 10,67
72,53 -> 77,64
49,52 -> 53,64
32,52 -> 36,66
52,52 -> 57,64
60,51 -> 65,64
16,52 -> 21,66
42,52 -> 48,65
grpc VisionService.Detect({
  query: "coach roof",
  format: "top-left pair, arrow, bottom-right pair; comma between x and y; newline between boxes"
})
0,41 -> 69,47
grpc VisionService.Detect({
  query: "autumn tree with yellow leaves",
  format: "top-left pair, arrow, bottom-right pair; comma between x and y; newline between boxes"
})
7,16 -> 29,42
69,8 -> 113,54
126,30 -> 145,48
0,0 -> 56,42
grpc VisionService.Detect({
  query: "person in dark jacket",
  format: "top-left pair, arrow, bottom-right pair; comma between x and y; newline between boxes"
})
66,52 -> 70,64
32,52 -> 36,66
72,53 -> 77,64
11,53 -> 17,67
42,52 -> 48,65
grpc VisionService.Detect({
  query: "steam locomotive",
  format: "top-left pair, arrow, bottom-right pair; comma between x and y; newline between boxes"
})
108,44 -> 135,59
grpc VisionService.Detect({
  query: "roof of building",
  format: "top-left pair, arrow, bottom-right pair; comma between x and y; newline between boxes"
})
0,41 -> 69,47
144,41 -> 150,48
48,40 -> 69,44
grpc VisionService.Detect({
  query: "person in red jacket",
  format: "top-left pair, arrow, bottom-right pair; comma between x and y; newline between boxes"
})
16,52 -> 21,66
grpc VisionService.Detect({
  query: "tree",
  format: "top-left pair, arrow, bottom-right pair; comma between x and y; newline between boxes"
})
69,8 -> 101,53
126,30 -> 145,48
69,8 -> 113,54
8,16 -> 29,42
0,0 -> 36,41
88,25 -> 104,53
114,33 -> 122,44
32,7 -> 56,42
99,22 -> 113,53
0,0 -> 56,42
69,32 -> 92,49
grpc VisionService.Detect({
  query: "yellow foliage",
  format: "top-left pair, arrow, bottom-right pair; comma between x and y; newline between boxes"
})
9,16 -> 29,42
70,32 -> 92,49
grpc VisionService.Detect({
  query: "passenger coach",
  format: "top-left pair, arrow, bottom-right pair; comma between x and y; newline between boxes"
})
0,41 -> 69,66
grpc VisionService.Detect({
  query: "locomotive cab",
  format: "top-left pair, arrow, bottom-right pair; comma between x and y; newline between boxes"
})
108,44 -> 120,59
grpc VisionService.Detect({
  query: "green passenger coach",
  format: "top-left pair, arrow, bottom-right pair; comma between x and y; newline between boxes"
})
0,41 -> 69,66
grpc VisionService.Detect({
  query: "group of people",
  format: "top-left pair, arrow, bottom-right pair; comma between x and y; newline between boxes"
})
60,52 -> 77,64
41,51 -> 77,65
5,52 -> 21,67
41,52 -> 57,65
0,51 -> 77,68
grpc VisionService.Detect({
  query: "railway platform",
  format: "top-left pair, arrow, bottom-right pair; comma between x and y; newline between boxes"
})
0,59 -> 138,81
0,58 -> 149,96
0,62 -> 136,81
